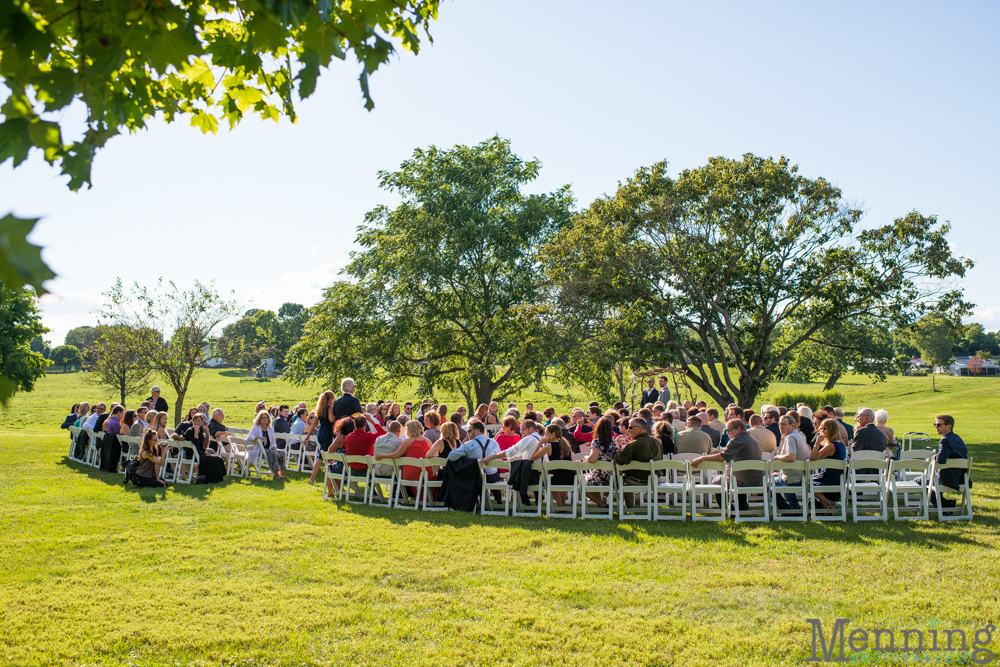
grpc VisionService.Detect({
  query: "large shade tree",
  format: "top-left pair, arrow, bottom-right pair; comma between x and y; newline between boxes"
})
543,155 -> 973,408
285,136 -> 575,410
0,281 -> 50,401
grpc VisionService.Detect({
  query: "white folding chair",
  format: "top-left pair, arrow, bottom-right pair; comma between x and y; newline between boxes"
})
760,451 -> 774,462
210,436 -> 233,474
729,461 -> 770,523
160,439 -> 182,483
118,435 -> 139,470
651,459 -> 688,521
888,459 -> 929,521
615,461 -> 652,520
543,461 -> 580,519
849,458 -> 889,522
301,435 -> 321,471
321,451 -> 345,500
226,436 -> 250,478
174,441 -> 200,484
689,460 -> 727,522
929,458 -> 973,521
480,459 -> 511,516
393,457 -> 424,510
512,461 -> 545,518
578,460 -> 615,519
366,456 -> 396,507
284,434 -> 303,471
900,432 -> 931,453
420,458 -> 448,511
68,426 -> 82,460
85,430 -> 102,468
485,424 -> 502,438
340,455 -> 370,503
769,461 -> 808,522
808,459 -> 847,522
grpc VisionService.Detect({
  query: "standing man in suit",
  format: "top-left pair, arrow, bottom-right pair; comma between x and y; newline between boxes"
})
641,378 -> 659,407
333,377 -> 363,420
657,375 -> 672,405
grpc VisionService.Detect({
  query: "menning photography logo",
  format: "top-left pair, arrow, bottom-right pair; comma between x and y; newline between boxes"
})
807,618 -> 997,664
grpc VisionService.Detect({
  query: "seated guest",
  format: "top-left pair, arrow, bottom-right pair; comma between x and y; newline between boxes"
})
427,421 -> 462,459
763,409 -> 782,443
135,406 -> 149,433
529,424 -> 575,506
810,418 -> 847,509
834,407 -> 854,441
181,412 -> 227,483
614,418 -> 662,507
706,408 -> 726,435
273,404 -> 291,433
61,403 -> 80,429
692,420 -> 762,511
492,416 -> 520,451
582,417 -> 618,508
132,431 -> 168,488
672,409 -> 686,435
105,405 -> 124,435
343,414 -> 386,474
74,402 -> 92,428
747,415 -> 777,453
772,414 -> 810,510
208,408 -> 231,440
675,415 -> 712,454
450,413 -> 468,442
916,415 -> 970,508
797,406 -> 815,445
652,420 -> 675,456
153,412 -> 170,441
124,409 -> 143,437
480,420 -> 542,463
551,417 -> 580,454
377,420 -> 436,497
90,403 -> 110,432
851,407 -> 887,454
290,408 -> 310,435
699,412 -> 721,448
248,411 -> 287,480
874,409 -> 897,449
422,411 -> 442,443
372,420 -> 404,478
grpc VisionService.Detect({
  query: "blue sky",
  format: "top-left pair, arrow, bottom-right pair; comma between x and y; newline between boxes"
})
3,0 -> 998,346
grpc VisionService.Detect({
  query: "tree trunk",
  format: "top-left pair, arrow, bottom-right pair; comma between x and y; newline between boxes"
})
823,372 -> 842,391
174,389 -> 186,428
474,381 -> 493,414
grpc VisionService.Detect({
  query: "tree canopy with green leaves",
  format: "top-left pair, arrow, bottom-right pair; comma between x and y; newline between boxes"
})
285,136 -> 575,410
906,312 -> 958,370
49,344 -> 81,372
0,0 -> 440,189
216,303 -> 310,368
542,154 -> 974,408
775,316 -> 894,390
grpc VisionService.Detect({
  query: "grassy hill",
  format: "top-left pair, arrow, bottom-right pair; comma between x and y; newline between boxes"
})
0,370 -> 998,665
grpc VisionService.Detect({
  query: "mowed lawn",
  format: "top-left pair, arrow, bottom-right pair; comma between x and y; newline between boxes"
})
1,371 -> 999,666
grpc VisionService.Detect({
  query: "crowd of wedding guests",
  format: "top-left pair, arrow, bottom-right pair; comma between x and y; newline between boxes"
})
61,375 -> 968,508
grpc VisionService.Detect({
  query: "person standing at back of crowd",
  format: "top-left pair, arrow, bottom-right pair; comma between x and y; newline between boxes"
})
334,378 -> 362,419
147,385 -> 168,413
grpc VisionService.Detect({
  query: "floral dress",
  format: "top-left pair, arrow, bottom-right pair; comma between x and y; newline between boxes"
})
585,438 -> 618,486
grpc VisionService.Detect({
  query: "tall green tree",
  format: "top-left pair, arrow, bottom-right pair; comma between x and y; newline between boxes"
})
0,282 -> 50,402
776,316 -> 894,390
29,335 -> 51,359
49,344 -> 81,372
0,0 -> 440,189
543,155 -> 974,408
907,313 -> 957,370
286,136 -> 575,410
104,278 -> 240,425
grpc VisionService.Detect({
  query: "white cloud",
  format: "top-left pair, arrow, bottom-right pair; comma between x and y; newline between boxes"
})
242,262 -> 347,312
972,306 -> 1000,331
38,291 -> 105,346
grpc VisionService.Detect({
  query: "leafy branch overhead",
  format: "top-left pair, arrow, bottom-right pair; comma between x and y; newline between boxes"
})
0,0 -> 441,189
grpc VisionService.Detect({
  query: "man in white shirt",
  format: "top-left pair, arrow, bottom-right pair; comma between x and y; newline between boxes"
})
481,420 -> 542,463
82,403 -> 105,431
773,414 -> 810,510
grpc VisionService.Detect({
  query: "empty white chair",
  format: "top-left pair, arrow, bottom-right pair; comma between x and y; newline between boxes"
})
366,455 -> 396,506
900,432 -> 931,453
301,435 -> 321,471
929,458 -> 973,521
760,451 -> 774,462
420,458 -> 448,511
84,430 -> 102,468
160,439 -> 182,483
615,461 -> 652,520
243,437 -> 270,479
321,451 -> 345,500
808,459 -> 847,522
849,458 -> 889,522
68,426 -> 82,460
226,436 -> 251,478
480,459 -> 511,516
689,460 -> 727,522
340,455 -> 370,504
888,459 -> 929,521
512,461 -> 546,518
284,434 -> 303,471
650,460 -> 688,521
393,457 -> 425,510
729,461 -> 770,523
543,460 -> 580,519
578,460 -> 615,520
769,461 -> 808,522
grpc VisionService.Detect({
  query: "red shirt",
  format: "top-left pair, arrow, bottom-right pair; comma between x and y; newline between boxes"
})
496,433 -> 520,451
344,422 -> 386,469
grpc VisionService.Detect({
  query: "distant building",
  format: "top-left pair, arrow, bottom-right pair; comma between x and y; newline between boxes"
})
935,356 -> 1000,376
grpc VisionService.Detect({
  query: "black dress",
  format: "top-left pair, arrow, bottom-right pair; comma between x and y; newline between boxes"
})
549,443 -> 576,486
183,426 -> 226,483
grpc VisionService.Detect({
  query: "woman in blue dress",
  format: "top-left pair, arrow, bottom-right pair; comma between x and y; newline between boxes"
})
810,418 -> 847,509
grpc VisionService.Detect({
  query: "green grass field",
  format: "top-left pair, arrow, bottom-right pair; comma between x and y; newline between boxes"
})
1,370 -> 998,666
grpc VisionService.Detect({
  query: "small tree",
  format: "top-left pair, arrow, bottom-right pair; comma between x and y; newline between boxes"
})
87,325 -> 156,405
975,349 -> 993,364
50,345 -> 81,372
104,279 -> 240,425
907,313 -> 957,371
894,354 -> 912,375
968,356 -> 984,376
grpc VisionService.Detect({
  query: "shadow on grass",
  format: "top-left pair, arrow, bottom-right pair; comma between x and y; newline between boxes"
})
325,493 -> 997,550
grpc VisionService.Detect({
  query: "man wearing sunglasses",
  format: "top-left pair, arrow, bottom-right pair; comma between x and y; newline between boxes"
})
692,419 -> 763,512
917,415 -> 969,508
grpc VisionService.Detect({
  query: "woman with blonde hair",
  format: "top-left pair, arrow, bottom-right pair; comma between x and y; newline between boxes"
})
254,401 -> 266,415
474,404 -> 490,424
249,410 -> 286,480
427,421 -> 460,458
154,412 -> 170,441
376,419 -> 436,498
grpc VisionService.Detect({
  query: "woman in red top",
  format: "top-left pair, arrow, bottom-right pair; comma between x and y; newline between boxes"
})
495,416 -> 521,451
343,414 -> 386,470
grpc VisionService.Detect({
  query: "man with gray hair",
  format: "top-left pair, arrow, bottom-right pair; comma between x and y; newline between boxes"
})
834,406 -> 855,441
208,408 -> 231,440
334,377 -> 363,419
851,407 -> 886,454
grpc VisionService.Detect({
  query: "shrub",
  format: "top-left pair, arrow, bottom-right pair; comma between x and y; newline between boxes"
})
766,390 -> 845,412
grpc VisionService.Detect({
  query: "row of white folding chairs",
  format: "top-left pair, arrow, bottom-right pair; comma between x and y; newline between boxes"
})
315,451 -> 972,522
67,426 -> 104,468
